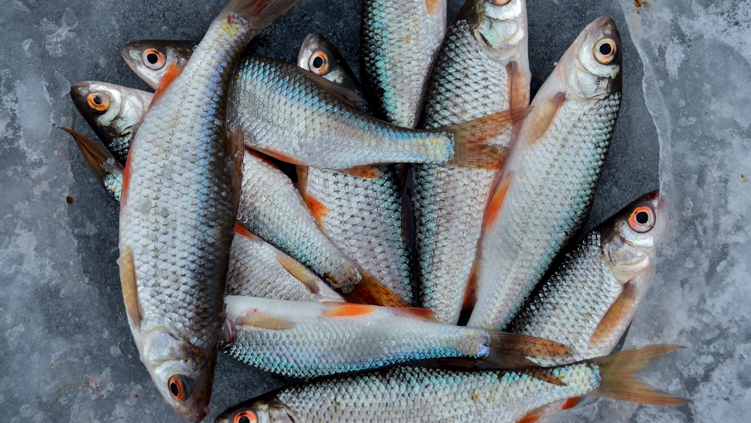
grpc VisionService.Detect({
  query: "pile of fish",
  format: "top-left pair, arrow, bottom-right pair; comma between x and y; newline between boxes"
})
62,0 -> 688,421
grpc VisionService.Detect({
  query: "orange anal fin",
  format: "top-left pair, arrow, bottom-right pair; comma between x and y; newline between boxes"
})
151,60 -> 185,105
524,92 -> 566,146
561,396 -> 581,410
338,165 -> 383,179
482,174 -> 513,233
341,269 -> 409,307
302,193 -> 329,228
394,307 -> 436,321
589,281 -> 637,348
425,0 -> 440,14
276,253 -> 322,294
323,303 -> 375,317
118,247 -> 143,329
234,221 -> 262,242
225,126 -> 245,211
516,407 -> 544,423
233,313 -> 295,331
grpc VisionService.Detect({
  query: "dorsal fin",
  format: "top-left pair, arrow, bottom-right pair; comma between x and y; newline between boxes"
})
118,247 -> 143,329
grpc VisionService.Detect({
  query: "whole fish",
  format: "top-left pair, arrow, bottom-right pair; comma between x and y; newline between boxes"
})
221,296 -> 568,378
414,0 -> 530,324
360,0 -> 447,128
297,33 -> 413,304
69,81 -> 152,163
117,0 -> 299,421
215,345 -> 687,423
468,17 -> 622,330
228,53 -> 520,171
121,40 -> 196,90
507,190 -> 664,421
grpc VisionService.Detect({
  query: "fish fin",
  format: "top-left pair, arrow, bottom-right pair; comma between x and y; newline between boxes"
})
482,350 -> 543,370
251,147 -> 298,166
304,71 -> 369,109
295,165 -> 309,192
590,345 -> 690,405
337,165 -> 383,179
234,221 -> 262,242
461,260 -> 479,314
444,107 -> 529,169
561,396 -> 581,410
302,193 -> 329,228
225,127 -> 245,211
276,254 -> 322,294
524,92 -> 566,146
233,313 -> 295,330
340,268 -> 409,307
218,0 -> 300,32
425,0 -> 441,15
516,407 -> 545,423
394,307 -> 436,321
118,247 -> 143,329
151,60 -> 185,105
482,173 -> 513,232
486,331 -> 571,358
589,281 -> 637,348
245,146 -> 283,169
219,316 -> 236,350
507,61 -> 531,112
120,150 -> 132,209
521,368 -> 567,386
323,303 -> 376,317
57,125 -> 123,188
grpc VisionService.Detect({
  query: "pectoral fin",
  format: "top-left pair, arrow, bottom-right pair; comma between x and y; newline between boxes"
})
118,247 -> 143,329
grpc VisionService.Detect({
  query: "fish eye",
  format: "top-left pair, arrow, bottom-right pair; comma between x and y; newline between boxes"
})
594,39 -> 617,64
233,410 -> 258,423
309,51 -> 329,75
167,375 -> 193,402
143,48 -> 166,70
628,206 -> 654,233
86,93 -> 110,112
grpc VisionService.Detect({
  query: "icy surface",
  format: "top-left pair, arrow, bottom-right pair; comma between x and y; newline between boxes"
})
0,0 -> 741,421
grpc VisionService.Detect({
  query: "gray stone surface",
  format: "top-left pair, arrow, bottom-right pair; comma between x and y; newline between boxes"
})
0,0 -> 745,421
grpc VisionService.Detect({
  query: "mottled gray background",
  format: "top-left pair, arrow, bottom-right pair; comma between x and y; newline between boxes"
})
0,0 -> 747,422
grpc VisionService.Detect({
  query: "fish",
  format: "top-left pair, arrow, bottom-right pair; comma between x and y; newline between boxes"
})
297,33 -> 413,304
215,345 -> 687,423
467,16 -> 623,331
360,0 -> 447,128
414,0 -> 530,324
228,222 -> 344,302
121,40 -> 196,90
69,81 -> 152,163
221,296 -> 569,378
507,190 -> 664,421
227,53 -> 524,171
297,32 -> 370,113
117,0 -> 299,421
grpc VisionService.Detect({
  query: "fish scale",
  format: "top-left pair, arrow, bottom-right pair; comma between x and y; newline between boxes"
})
415,0 -> 530,324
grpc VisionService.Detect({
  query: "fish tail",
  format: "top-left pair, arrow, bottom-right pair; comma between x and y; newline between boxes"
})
340,267 -> 410,307
444,107 -> 529,169
58,125 -> 123,185
481,331 -> 571,369
217,0 -> 300,30
590,345 -> 689,405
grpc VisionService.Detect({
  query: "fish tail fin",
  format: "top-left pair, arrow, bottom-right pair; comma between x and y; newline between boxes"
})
590,345 -> 690,405
57,125 -> 124,201
218,0 -> 300,30
482,331 -> 571,369
341,267 -> 409,307
444,107 -> 529,169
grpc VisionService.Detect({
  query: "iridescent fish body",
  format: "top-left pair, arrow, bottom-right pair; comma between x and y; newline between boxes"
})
297,34 -> 413,304
468,17 -> 623,330
360,0 -> 446,128
70,81 -> 152,163
117,0 -> 299,420
121,40 -> 196,90
216,346 -> 686,423
414,0 -> 530,324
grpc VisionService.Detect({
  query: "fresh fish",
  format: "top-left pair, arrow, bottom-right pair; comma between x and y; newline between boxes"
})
117,0 -> 299,421
468,17 -> 622,330
121,40 -> 196,90
297,34 -> 413,304
69,81 -> 152,163
507,190 -> 664,421
228,53 -> 520,171
221,296 -> 568,378
414,0 -> 530,324
297,32 -> 370,113
58,124 -> 124,201
360,0 -> 447,128
237,149 -> 407,307
228,222 -> 344,302
215,345 -> 687,423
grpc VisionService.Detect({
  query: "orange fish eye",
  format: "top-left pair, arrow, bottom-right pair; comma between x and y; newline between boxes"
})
143,48 -> 166,70
494,0 -> 511,5
233,410 -> 258,423
594,39 -> 617,64
628,206 -> 654,233
167,375 -> 192,402
86,93 -> 110,112
309,51 -> 330,75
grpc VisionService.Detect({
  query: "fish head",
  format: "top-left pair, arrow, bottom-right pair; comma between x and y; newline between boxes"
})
559,16 -> 622,100
467,0 -> 527,58
601,190 -> 664,292
215,398 -> 296,423
136,323 -> 216,422
298,33 -> 336,79
121,40 -> 195,90
70,81 -> 125,133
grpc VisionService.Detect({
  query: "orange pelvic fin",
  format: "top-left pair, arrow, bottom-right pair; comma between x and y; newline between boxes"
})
323,303 -> 375,318
302,193 -> 329,228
